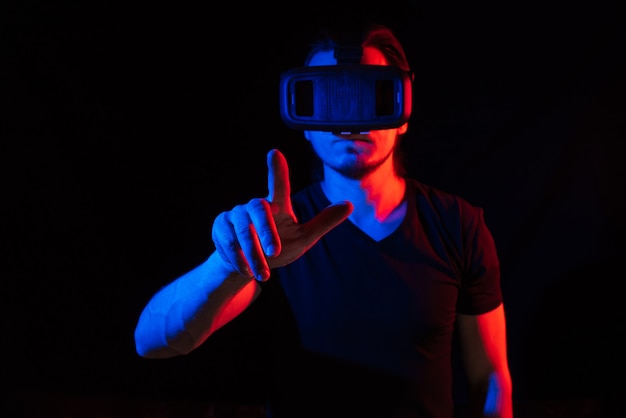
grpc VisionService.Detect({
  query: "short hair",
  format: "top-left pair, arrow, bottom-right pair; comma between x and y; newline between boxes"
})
304,23 -> 410,72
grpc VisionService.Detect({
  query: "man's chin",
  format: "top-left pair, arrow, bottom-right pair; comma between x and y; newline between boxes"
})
332,162 -> 375,180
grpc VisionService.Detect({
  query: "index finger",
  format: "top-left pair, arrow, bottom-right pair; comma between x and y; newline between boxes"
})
267,149 -> 291,210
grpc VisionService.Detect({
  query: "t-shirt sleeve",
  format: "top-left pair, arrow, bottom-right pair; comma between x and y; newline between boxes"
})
456,205 -> 503,315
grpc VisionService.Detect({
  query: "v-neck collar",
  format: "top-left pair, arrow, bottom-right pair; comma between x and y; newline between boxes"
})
312,181 -> 412,243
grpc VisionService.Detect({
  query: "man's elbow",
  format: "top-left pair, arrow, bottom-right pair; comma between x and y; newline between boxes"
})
134,326 -> 203,359
134,327 -> 177,359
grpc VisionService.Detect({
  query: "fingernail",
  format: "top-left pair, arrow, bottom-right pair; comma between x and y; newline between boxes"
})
256,269 -> 269,282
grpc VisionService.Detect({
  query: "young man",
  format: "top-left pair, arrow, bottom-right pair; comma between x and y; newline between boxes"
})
134,23 -> 513,418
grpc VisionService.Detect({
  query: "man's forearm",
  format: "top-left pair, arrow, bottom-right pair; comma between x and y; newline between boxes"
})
134,252 -> 259,359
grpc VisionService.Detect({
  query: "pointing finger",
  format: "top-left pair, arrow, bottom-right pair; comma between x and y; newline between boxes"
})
267,149 -> 291,212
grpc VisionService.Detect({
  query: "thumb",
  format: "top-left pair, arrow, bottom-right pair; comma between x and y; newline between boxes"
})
301,201 -> 353,243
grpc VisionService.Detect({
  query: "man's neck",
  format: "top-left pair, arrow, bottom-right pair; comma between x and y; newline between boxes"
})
321,168 -> 407,239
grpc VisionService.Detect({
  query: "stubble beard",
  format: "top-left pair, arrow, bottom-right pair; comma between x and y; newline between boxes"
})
329,147 -> 394,180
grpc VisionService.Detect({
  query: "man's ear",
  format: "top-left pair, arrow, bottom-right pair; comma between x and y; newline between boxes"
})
398,122 -> 408,135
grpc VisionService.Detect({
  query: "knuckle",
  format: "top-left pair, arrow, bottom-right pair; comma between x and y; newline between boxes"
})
221,238 -> 240,253
233,223 -> 255,237
247,198 -> 269,212
255,224 -> 276,239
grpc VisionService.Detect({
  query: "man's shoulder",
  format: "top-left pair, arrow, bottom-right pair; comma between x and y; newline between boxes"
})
407,178 -> 482,215
407,178 -> 462,203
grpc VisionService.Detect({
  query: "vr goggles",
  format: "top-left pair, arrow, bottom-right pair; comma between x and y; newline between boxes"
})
279,46 -> 413,133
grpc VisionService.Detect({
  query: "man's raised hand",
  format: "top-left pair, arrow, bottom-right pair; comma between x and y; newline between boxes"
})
212,149 -> 353,281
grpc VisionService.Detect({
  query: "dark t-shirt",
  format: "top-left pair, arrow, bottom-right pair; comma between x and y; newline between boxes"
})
253,179 -> 502,418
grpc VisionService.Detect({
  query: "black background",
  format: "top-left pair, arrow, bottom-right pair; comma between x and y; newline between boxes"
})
4,0 -> 625,415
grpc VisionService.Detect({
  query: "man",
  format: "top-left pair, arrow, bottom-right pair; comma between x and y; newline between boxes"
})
134,23 -> 513,418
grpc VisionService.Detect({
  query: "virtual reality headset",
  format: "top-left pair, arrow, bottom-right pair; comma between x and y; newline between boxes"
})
279,64 -> 413,133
